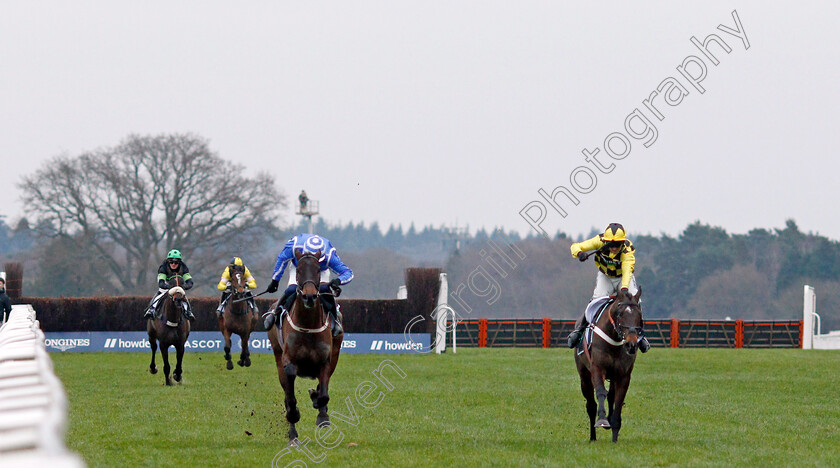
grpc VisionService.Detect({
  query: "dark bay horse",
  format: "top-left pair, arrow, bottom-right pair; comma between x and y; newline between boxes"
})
147,275 -> 191,386
267,251 -> 343,445
219,263 -> 258,370
574,288 -> 643,442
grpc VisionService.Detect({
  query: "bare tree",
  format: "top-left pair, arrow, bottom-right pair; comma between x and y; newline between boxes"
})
19,133 -> 285,293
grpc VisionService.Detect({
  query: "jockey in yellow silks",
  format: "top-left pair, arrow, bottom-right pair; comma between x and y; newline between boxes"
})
567,223 -> 650,352
216,257 -> 258,315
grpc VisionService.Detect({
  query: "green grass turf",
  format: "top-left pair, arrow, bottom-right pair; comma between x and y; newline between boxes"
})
51,348 -> 840,467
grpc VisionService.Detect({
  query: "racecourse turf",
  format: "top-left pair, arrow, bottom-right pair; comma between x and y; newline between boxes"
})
51,348 -> 840,467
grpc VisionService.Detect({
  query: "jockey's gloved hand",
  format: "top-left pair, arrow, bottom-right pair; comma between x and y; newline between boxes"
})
620,287 -> 629,294
267,279 -> 279,293
329,278 -> 342,297
578,252 -> 588,262
158,279 -> 168,289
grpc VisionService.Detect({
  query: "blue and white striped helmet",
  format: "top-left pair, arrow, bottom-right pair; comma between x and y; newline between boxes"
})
302,235 -> 326,255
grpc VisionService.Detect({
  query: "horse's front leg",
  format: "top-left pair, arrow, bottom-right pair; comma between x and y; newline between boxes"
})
221,319 -> 233,370
578,366 -> 597,442
590,366 -> 610,429
610,375 -> 632,442
148,336 -> 158,375
161,346 -> 172,386
239,332 -> 252,367
314,366 -> 332,427
173,342 -> 185,383
282,359 -> 300,444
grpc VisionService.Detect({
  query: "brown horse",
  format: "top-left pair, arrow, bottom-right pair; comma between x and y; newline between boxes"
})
267,251 -> 343,445
219,263 -> 259,370
147,275 -> 191,386
574,288 -> 643,442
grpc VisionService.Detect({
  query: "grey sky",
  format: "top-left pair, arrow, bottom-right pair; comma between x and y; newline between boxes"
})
2,2 -> 838,240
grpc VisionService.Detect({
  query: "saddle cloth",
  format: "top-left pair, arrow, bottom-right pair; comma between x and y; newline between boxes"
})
585,296 -> 613,324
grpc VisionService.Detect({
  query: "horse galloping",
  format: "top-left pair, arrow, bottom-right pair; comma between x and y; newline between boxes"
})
574,288 -> 644,442
219,263 -> 259,370
147,275 -> 191,386
267,251 -> 343,445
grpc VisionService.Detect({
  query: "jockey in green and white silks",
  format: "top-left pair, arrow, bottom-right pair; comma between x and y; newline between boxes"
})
567,223 -> 649,352
143,249 -> 195,321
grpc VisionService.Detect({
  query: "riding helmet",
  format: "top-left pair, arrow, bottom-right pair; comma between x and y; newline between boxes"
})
302,235 -> 325,254
602,223 -> 627,242
167,249 -> 183,260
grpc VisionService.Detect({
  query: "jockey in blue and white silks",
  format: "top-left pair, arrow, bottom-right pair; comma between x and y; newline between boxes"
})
271,234 -> 354,286
263,234 -> 353,335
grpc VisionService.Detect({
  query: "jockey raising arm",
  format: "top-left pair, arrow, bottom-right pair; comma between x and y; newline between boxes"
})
263,234 -> 353,335
567,223 -> 649,352
570,225 -> 636,293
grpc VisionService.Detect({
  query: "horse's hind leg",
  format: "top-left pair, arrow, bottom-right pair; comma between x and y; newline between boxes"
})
579,370 -> 597,442
173,343 -> 185,383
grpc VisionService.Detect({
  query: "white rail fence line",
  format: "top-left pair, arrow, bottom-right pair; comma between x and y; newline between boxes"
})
802,285 -> 840,350
0,304 -> 85,467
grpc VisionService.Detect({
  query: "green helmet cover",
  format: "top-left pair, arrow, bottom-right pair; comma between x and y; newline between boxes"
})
166,249 -> 183,260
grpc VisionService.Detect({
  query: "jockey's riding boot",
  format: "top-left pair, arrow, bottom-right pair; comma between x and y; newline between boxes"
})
143,306 -> 155,319
567,315 -> 588,348
262,310 -> 275,330
183,302 -> 195,322
330,309 -> 343,337
638,336 -> 651,353
263,305 -> 284,330
217,291 -> 230,316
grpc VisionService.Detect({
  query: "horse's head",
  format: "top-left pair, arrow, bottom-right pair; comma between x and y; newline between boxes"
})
610,287 -> 643,355
167,275 -> 186,304
295,250 -> 322,310
229,263 -> 247,296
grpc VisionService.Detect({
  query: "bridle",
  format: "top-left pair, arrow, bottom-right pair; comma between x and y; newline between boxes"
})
610,301 -> 643,343
286,253 -> 329,334
165,275 -> 185,328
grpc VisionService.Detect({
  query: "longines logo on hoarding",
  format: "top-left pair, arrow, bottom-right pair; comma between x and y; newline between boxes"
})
45,338 -> 90,352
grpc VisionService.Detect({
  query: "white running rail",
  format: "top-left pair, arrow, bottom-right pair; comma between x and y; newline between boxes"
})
802,285 -> 840,350
0,305 -> 85,467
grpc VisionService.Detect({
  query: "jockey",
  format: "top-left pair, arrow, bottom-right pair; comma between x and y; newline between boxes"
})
216,257 -> 258,316
262,234 -> 353,336
143,249 -> 195,321
567,223 -> 650,352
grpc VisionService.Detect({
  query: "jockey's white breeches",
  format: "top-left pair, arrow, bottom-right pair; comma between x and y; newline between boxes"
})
592,271 -> 638,299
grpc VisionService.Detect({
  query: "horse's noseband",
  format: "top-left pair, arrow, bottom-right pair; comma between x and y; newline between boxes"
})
296,280 -> 321,298
613,303 -> 643,341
